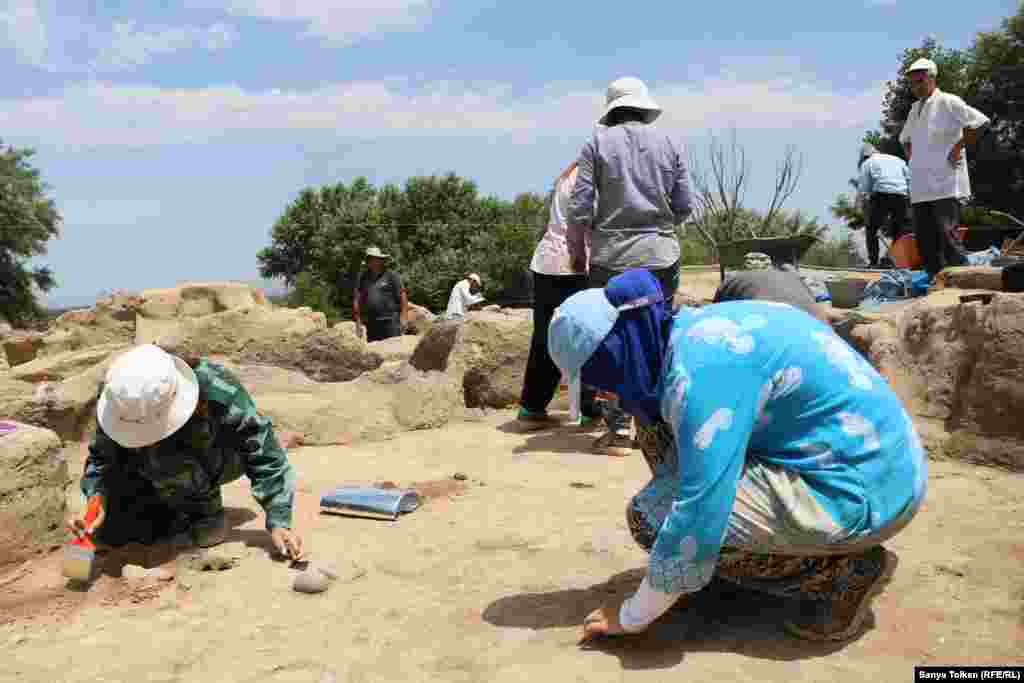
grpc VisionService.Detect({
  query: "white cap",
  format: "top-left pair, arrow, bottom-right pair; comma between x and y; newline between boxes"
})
908,58 -> 937,77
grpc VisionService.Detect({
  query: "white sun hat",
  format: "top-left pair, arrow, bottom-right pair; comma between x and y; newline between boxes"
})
598,77 -> 662,125
907,58 -> 938,77
97,344 -> 200,449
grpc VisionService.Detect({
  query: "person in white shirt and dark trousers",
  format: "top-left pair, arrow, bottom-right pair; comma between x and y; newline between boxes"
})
444,273 -> 485,320
517,162 -> 601,426
899,58 -> 990,278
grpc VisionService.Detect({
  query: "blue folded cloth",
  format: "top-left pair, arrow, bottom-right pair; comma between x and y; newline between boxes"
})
862,269 -> 930,304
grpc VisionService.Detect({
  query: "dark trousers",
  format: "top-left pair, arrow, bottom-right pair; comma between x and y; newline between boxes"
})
520,272 -> 598,416
912,198 -> 967,278
586,261 -> 680,433
366,316 -> 402,342
867,193 -> 909,266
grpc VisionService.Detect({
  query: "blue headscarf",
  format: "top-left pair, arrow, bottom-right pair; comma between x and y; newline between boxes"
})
580,269 -> 672,425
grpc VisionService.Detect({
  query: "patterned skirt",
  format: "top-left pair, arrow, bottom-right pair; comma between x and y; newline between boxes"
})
629,421 -> 913,602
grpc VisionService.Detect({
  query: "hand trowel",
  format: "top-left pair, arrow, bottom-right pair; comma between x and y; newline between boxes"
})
62,496 -> 102,582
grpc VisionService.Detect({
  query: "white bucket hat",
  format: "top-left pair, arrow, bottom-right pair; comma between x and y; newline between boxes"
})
365,246 -> 390,259
468,273 -> 482,285
97,344 -> 200,449
598,77 -> 662,125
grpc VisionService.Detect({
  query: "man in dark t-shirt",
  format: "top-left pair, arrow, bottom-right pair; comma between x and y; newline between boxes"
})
352,246 -> 407,342
713,264 -> 829,323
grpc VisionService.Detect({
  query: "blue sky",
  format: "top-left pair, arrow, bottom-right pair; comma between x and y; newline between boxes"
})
1,0 -> 1018,307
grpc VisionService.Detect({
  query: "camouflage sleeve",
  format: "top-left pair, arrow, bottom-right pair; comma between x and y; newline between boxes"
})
217,376 -> 296,531
81,426 -> 120,499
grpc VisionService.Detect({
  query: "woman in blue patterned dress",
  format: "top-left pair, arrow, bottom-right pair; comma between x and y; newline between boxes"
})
547,269 -> 927,642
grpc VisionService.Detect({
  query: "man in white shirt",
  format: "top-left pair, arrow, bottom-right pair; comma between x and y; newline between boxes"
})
444,273 -> 485,319
899,57 -> 990,278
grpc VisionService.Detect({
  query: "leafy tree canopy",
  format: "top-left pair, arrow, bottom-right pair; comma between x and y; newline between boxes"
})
0,141 -> 61,324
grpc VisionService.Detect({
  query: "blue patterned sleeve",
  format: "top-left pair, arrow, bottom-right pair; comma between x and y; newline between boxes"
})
647,356 -> 764,595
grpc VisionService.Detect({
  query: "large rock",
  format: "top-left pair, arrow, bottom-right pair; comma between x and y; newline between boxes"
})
237,325 -> 381,382
137,281 -> 268,319
36,292 -> 139,358
134,281 -> 275,345
0,422 -> 68,567
140,305 -> 327,358
228,361 -> 462,446
3,332 -> 45,367
849,291 -> 1024,471
9,344 -> 129,383
410,320 -> 461,372
409,312 -> 532,409
0,349 -> 128,443
932,266 -> 1004,292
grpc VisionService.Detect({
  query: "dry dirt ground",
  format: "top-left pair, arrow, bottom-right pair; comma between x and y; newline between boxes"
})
2,409 -> 1022,683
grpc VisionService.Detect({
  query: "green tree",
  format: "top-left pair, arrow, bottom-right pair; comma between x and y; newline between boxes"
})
258,173 -> 547,315
830,179 -> 867,232
965,3 -> 1024,218
0,142 -> 61,325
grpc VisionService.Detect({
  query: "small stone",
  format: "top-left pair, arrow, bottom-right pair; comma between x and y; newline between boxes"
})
122,564 -> 149,579
570,481 -> 595,489
453,472 -> 468,481
311,561 -> 339,580
9,635 -> 27,646
293,569 -> 332,594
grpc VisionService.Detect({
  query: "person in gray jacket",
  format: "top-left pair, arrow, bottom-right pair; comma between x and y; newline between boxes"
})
566,76 -> 692,455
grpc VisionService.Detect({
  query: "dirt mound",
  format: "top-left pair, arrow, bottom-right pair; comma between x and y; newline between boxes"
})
0,543 -> 178,627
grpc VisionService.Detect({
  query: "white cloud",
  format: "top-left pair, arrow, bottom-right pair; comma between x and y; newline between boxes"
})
212,0 -> 433,44
0,75 -> 883,149
0,0 -> 47,65
94,21 -> 238,70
